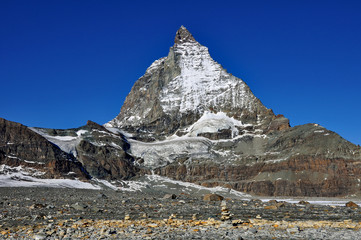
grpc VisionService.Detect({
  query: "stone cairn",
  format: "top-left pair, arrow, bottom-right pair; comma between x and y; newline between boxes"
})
220,200 -> 232,221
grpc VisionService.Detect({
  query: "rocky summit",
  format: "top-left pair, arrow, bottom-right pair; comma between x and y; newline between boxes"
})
106,26 -> 282,140
1,26 -> 361,198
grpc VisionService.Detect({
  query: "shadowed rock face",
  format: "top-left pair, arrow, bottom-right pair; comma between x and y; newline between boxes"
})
0,118 -> 139,181
0,118 -> 89,179
75,121 -> 139,180
31,120 -> 140,181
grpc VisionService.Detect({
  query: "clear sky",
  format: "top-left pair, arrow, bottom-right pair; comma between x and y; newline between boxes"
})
1,0 -> 360,145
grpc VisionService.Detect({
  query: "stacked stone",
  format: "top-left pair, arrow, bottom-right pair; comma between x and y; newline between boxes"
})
169,214 -> 177,220
220,200 -> 232,221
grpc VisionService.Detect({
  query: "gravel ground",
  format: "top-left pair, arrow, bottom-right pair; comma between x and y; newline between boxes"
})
1,187 -> 361,239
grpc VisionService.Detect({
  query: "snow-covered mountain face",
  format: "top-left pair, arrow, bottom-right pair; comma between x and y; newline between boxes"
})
99,26 -> 361,197
106,26 -> 279,140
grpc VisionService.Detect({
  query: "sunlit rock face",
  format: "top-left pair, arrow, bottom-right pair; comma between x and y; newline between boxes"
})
106,26 -> 282,141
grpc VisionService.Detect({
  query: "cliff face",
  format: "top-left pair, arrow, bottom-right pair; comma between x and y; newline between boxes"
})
31,120 -> 139,181
0,118 -> 88,179
0,117 -> 139,182
152,124 -> 361,197
74,121 -> 138,180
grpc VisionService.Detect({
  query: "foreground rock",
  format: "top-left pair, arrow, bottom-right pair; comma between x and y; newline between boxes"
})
2,218 -> 361,240
1,187 -> 361,239
203,193 -> 224,201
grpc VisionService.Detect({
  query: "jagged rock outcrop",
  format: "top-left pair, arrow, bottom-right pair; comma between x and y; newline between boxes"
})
0,117 -> 138,182
75,121 -> 138,180
31,120 -> 139,180
0,118 -> 89,179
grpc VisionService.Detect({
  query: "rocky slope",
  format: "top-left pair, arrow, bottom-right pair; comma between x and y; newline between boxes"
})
30,120 -> 139,180
0,118 -> 88,180
2,187 -> 361,239
106,26 -> 361,197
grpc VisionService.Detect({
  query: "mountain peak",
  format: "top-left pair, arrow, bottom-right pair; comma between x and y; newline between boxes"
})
174,26 -> 196,44
107,26 -> 278,139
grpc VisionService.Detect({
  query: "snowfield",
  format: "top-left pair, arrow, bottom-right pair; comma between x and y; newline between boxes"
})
186,111 -> 252,138
129,136 -> 213,169
0,164 -> 100,189
29,128 -> 87,157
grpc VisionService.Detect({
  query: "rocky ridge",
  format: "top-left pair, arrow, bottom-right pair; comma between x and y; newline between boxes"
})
30,120 -> 139,180
0,118 -> 88,180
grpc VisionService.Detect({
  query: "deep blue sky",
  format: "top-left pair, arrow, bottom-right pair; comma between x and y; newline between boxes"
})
1,0 -> 360,145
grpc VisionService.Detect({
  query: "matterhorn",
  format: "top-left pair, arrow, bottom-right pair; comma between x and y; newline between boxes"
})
104,26 -> 361,197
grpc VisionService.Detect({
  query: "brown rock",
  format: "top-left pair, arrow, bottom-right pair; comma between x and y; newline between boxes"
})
197,129 -> 233,140
345,201 -> 359,208
264,205 -> 278,210
201,182 -> 213,188
163,194 -> 177,200
203,194 -> 224,201
223,183 -> 233,189
155,153 -> 361,197
0,118 -> 89,179
174,26 -> 196,44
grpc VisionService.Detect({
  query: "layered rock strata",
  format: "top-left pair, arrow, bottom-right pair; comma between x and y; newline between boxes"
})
0,118 -> 88,179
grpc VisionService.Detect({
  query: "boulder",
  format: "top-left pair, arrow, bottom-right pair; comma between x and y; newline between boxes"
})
163,194 -> 177,199
345,201 -> 359,208
203,194 -> 224,201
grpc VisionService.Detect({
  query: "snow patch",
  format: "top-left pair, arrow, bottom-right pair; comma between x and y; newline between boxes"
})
130,137 -> 212,169
314,130 -> 325,133
29,127 -> 81,157
145,57 -> 166,75
5,155 -> 45,165
119,174 -> 251,199
186,111 -> 247,138
76,130 -> 88,136
94,179 -> 119,190
0,164 -> 101,189
159,41 -> 257,115
50,135 -> 77,141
